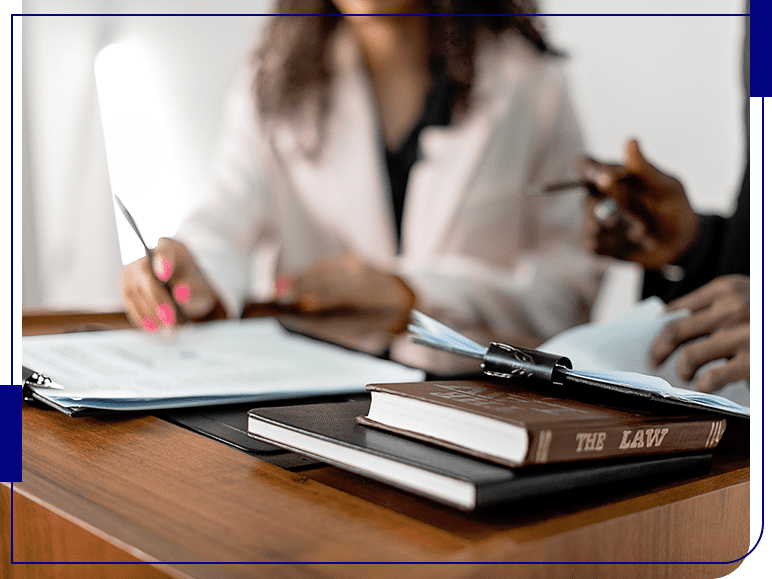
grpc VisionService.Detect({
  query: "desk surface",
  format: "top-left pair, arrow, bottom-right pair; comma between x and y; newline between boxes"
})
5,311 -> 751,579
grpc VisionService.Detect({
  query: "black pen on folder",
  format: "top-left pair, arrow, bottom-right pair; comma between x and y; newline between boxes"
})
114,195 -> 188,325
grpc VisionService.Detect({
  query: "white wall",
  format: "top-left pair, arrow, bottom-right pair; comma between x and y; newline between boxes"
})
22,1 -> 271,309
21,0 -> 747,314
543,0 -> 745,213
541,0 -> 746,319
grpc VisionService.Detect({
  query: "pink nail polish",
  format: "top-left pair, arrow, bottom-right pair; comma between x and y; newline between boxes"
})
142,318 -> 158,333
174,284 -> 192,303
157,303 -> 175,326
274,275 -> 290,297
156,257 -> 172,282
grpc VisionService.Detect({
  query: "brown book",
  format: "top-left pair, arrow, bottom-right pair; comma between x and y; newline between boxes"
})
357,381 -> 726,468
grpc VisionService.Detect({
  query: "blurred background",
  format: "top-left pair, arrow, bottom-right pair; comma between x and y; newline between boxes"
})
20,0 -> 747,322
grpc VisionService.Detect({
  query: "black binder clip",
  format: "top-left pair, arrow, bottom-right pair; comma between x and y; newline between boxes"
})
481,343 -> 572,387
22,366 -> 62,403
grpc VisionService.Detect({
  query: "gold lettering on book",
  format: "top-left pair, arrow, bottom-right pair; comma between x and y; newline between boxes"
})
619,427 -> 669,449
430,384 -> 590,415
704,421 -> 726,448
535,429 -> 553,463
575,431 -> 606,452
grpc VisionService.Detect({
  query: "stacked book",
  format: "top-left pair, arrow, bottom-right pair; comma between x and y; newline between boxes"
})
247,380 -> 729,511
247,312 -> 745,511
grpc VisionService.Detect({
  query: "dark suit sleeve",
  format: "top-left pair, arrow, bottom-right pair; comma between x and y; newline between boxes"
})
641,161 -> 750,303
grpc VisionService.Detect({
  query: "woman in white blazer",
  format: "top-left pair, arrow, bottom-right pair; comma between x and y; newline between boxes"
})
121,0 -> 604,371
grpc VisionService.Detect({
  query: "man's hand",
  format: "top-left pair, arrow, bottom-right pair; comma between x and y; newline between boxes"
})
121,238 -> 219,332
650,275 -> 750,392
577,139 -> 700,270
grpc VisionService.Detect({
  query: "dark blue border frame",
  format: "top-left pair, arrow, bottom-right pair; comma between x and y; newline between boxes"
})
7,8 -> 763,572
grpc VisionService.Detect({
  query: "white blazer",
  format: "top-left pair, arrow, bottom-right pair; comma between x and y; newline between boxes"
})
177,28 -> 605,364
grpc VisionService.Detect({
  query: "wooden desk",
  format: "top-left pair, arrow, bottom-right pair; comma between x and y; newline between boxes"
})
4,311 -> 751,579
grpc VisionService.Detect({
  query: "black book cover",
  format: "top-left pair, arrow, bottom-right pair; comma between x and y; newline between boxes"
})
248,396 -> 713,511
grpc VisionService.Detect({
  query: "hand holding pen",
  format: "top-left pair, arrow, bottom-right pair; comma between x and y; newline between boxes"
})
116,196 -> 221,332
536,139 -> 700,272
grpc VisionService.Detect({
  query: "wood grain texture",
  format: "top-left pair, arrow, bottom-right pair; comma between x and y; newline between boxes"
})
12,310 -> 751,579
10,399 -> 751,579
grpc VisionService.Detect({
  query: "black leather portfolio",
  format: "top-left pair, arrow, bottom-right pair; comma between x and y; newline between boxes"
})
247,396 -> 714,511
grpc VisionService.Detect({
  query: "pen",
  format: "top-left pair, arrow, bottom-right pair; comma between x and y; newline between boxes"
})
527,180 -> 590,196
529,179 -> 632,226
114,194 -> 188,325
530,172 -> 642,197
530,181 -> 678,277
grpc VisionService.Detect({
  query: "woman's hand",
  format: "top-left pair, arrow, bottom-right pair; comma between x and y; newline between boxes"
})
275,252 -> 416,333
577,139 -> 700,270
650,275 -> 750,392
121,238 -> 220,332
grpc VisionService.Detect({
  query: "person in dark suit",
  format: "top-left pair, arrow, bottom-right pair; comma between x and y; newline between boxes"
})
576,7 -> 750,395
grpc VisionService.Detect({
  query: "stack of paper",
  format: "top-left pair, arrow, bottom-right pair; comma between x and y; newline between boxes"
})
22,318 -> 425,413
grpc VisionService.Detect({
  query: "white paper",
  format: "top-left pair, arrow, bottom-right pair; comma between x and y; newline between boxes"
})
22,318 -> 425,411
540,297 -> 750,415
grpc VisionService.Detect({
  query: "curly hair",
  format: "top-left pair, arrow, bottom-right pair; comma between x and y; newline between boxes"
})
254,1 -> 556,148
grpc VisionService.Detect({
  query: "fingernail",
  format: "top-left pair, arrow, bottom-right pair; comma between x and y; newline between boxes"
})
156,303 -> 175,326
174,284 -> 191,303
142,318 -> 158,333
274,275 -> 290,297
156,257 -> 172,282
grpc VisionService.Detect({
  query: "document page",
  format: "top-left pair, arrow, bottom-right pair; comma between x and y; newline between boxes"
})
22,318 -> 425,411
539,297 -> 749,414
